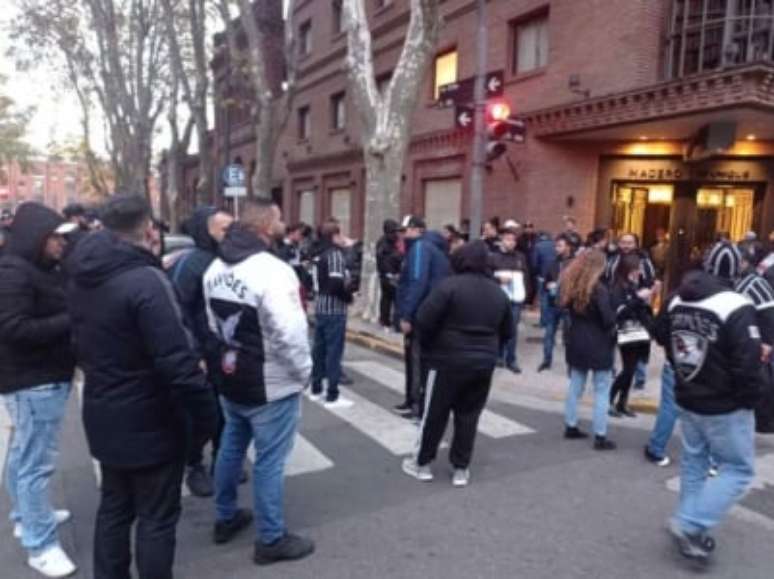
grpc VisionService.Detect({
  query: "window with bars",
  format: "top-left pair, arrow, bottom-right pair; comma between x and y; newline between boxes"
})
666,0 -> 774,78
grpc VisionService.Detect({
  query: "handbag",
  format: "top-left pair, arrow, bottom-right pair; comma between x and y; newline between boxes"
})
617,320 -> 650,345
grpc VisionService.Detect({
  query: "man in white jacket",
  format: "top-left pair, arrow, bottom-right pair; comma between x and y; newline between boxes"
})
203,199 -> 314,565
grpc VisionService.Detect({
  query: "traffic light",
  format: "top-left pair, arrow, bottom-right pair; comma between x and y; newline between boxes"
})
485,100 -> 526,162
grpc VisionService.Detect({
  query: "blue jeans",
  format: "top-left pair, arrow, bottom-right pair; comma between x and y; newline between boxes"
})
542,305 -> 563,365
502,302 -> 522,367
647,364 -> 680,459
215,394 -> 300,545
3,382 -> 71,554
565,368 -> 613,436
673,409 -> 756,535
312,313 -> 347,402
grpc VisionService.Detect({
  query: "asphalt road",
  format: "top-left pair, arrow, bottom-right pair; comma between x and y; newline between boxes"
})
2,342 -> 774,579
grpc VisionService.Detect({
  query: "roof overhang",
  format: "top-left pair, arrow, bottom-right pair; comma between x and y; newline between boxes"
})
523,64 -> 774,142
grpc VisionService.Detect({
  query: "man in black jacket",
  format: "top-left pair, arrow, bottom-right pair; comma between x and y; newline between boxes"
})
168,206 -> 234,497
0,202 -> 77,577
310,221 -> 354,407
402,241 -> 512,487
67,195 -> 217,579
665,254 -> 764,566
376,219 -> 402,330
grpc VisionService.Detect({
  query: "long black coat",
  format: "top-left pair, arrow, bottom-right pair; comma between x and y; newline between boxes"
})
0,203 -> 75,393
67,230 -> 217,468
564,283 -> 616,371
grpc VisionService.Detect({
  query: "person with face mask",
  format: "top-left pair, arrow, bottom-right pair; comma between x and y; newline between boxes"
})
376,219 -> 403,331
67,195 -> 218,579
168,206 -> 235,497
0,202 -> 78,577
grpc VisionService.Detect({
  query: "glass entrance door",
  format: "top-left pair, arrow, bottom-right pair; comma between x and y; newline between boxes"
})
611,182 -> 673,248
695,187 -> 755,249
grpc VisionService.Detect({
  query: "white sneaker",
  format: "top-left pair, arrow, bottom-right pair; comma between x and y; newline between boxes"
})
14,510 -> 72,540
323,397 -> 354,409
401,457 -> 433,481
452,468 -> 471,487
27,544 -> 77,578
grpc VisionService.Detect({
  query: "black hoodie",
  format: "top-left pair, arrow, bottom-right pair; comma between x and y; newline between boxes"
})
416,241 -> 513,368
67,230 -> 217,468
667,270 -> 764,415
168,207 -> 220,360
0,202 -> 75,393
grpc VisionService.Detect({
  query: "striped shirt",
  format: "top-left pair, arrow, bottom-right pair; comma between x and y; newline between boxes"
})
313,246 -> 351,316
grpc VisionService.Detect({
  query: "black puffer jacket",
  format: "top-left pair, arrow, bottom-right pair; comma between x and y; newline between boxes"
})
0,203 -> 75,393
67,230 -> 217,468
416,241 -> 513,369
564,283 -> 617,371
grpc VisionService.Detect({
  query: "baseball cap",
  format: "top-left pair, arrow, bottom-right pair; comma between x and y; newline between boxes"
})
401,215 -> 426,229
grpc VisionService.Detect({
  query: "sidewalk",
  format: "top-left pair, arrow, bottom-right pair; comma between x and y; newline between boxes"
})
346,309 -> 662,415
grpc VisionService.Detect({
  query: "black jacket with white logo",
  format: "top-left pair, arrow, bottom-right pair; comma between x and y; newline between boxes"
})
667,271 -> 764,415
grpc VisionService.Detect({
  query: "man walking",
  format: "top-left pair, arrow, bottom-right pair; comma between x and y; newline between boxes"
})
0,202 -> 77,577
310,220 -> 355,407
168,206 -> 234,497
67,195 -> 218,579
491,227 -> 530,373
394,215 -> 451,419
204,199 -> 314,565
665,247 -> 763,566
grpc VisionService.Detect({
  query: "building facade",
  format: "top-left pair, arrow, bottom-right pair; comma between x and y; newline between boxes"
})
0,159 -> 93,212
205,0 -> 774,282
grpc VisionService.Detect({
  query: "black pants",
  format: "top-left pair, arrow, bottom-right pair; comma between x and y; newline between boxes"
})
416,365 -> 494,468
188,393 -> 224,469
94,459 -> 185,579
404,332 -> 428,414
610,341 -> 651,410
379,279 -> 396,327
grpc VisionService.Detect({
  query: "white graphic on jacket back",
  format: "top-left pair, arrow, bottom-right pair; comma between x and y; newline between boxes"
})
209,299 -> 261,377
671,331 -> 709,382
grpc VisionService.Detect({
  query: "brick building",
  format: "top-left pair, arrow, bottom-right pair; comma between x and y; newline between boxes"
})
203,0 -> 774,282
0,159 -> 92,212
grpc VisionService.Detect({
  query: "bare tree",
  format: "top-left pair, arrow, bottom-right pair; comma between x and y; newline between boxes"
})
159,0 -> 214,204
11,0 -> 169,197
216,0 -> 296,198
343,0 -> 441,320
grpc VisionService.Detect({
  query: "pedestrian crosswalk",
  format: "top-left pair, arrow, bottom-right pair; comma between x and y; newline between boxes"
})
0,359 -> 539,493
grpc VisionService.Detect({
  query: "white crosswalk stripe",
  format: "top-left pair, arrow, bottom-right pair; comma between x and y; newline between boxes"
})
344,360 -> 536,437
247,432 -> 334,477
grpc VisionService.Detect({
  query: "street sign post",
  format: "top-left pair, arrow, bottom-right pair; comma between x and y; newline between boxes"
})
222,164 -> 247,215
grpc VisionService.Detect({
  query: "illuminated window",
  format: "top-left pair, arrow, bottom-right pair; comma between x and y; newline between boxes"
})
433,50 -> 458,100
513,11 -> 549,74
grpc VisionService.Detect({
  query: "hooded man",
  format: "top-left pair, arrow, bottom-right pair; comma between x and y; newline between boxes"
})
402,241 -> 512,487
168,206 -> 234,497
395,215 -> 451,419
203,199 -> 314,565
66,195 -> 217,579
664,242 -> 764,566
0,202 -> 77,578
376,218 -> 402,329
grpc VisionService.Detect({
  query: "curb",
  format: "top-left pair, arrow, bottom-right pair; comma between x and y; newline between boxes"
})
345,327 -> 661,415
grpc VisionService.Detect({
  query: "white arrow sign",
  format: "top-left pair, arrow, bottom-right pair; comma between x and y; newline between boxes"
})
458,111 -> 472,128
487,75 -> 503,94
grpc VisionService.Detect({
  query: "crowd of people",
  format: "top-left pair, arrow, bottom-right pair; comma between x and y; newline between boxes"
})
1,197 -> 774,577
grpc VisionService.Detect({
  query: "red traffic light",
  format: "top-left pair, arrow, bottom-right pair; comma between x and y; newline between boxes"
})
487,101 -> 511,122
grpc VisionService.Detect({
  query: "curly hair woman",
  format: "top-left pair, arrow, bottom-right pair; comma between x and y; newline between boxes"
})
559,249 -> 618,450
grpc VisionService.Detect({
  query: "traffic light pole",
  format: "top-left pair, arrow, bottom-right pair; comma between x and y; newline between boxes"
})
468,0 -> 488,241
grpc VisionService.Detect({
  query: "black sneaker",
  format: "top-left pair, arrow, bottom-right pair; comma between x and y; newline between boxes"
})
564,426 -> 589,439
633,381 -> 646,391
619,407 -> 637,418
254,533 -> 315,565
668,521 -> 711,566
537,361 -> 551,372
214,509 -> 253,545
186,464 -> 214,497
506,364 -> 522,374
608,407 -> 623,418
593,436 -> 617,451
339,373 -> 354,386
393,402 -> 413,415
